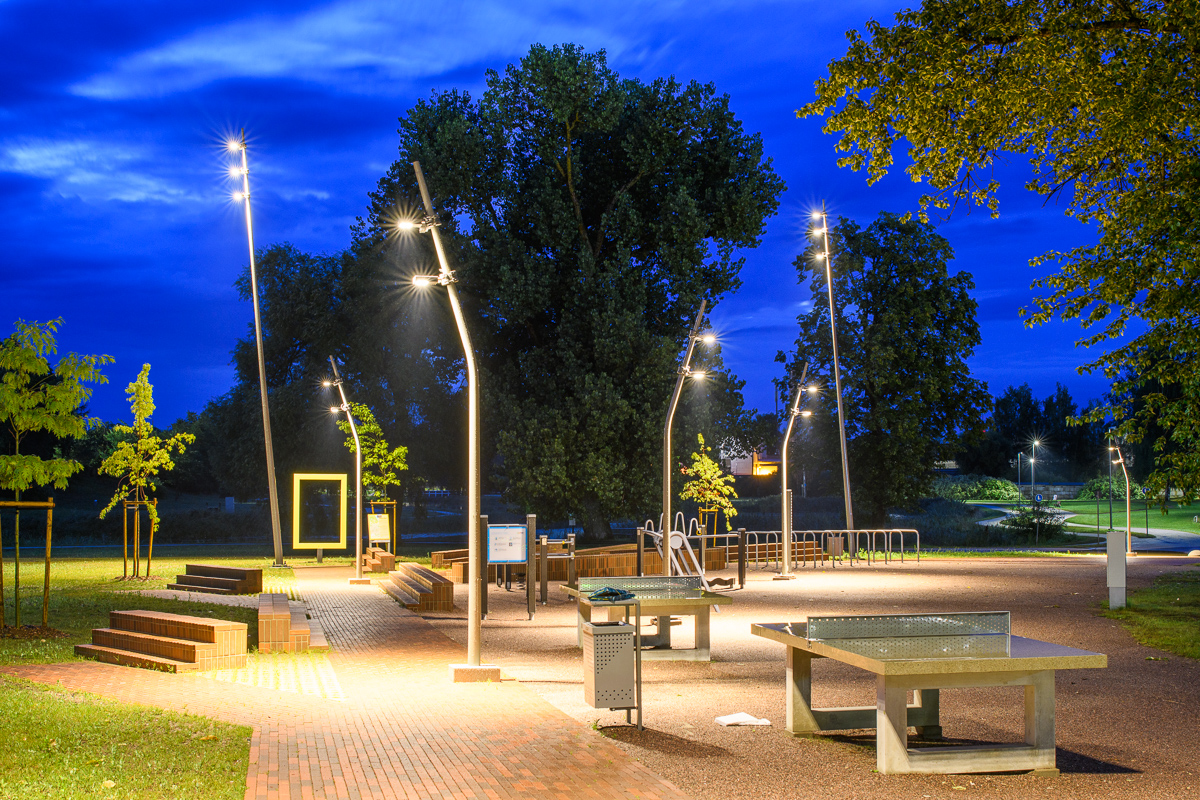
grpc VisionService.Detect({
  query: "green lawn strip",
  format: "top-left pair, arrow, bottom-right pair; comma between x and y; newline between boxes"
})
971,499 -> 1199,534
0,674 -> 249,800
1103,568 -> 1200,660
1,557 -> 271,666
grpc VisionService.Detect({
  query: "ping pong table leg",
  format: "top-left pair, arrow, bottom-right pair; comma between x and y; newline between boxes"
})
695,606 -> 710,660
1025,670 -> 1058,774
576,602 -> 592,647
876,675 -> 909,774
913,689 -> 942,739
786,647 -> 820,736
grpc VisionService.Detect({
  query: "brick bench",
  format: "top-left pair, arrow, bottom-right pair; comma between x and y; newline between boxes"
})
258,593 -> 313,653
361,546 -> 396,573
75,610 -> 247,672
167,564 -> 263,595
381,563 -> 455,612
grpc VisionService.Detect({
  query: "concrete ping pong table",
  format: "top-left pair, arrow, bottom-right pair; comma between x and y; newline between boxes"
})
752,612 -> 1106,775
564,576 -> 731,661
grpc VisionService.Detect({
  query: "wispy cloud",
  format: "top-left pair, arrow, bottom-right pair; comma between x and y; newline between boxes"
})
0,139 -> 200,203
71,0 -> 754,100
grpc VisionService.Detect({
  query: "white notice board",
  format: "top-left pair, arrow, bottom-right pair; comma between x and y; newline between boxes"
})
487,524 -> 527,563
367,513 -> 391,543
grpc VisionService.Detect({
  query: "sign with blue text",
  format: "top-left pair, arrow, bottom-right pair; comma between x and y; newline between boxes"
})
487,524 -> 527,563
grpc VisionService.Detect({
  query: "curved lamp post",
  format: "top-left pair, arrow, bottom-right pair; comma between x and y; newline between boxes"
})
661,301 -> 713,576
402,161 -> 484,670
812,204 -> 854,531
778,363 -> 816,578
227,130 -> 285,567
324,358 -> 364,583
1110,445 -> 1133,556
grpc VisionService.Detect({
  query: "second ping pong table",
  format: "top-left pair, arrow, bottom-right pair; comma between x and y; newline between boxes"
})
752,612 -> 1106,775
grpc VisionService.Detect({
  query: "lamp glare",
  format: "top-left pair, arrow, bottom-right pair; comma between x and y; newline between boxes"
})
330,406 -> 339,415
413,275 -> 433,287
397,220 -> 416,231
701,334 -> 716,345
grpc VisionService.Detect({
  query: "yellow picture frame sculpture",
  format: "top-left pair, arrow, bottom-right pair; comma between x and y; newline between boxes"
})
292,473 -> 348,550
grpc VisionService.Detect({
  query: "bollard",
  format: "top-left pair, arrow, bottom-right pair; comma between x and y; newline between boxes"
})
738,528 -> 746,589
636,528 -> 644,577
526,514 -> 536,620
479,514 -> 489,620
539,535 -> 549,604
1107,531 -> 1126,609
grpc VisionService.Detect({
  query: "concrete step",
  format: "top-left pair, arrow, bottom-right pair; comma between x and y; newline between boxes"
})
172,574 -> 242,591
380,579 -> 421,610
166,582 -> 234,595
74,643 -> 199,673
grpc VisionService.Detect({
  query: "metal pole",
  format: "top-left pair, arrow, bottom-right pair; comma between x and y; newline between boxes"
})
817,203 -> 854,531
1114,447 -> 1133,555
412,161 -> 482,667
329,357 -> 363,581
234,131 -> 285,567
1107,439 -> 1114,530
662,300 -> 708,576
778,364 -> 809,579
526,514 -> 536,620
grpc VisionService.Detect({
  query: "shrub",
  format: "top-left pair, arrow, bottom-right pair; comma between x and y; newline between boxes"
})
931,474 -> 1022,502
1077,475 -> 1145,501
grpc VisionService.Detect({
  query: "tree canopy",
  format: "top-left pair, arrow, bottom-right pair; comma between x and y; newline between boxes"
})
801,0 -> 1200,502
778,213 -> 990,524
678,434 -> 738,531
0,318 -> 109,496
336,402 -> 408,500
364,43 -> 785,535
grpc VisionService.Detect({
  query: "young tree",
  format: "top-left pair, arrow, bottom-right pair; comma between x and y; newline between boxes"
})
778,213 -> 990,525
0,318 -> 110,626
366,43 -> 784,536
801,0 -> 1200,501
336,402 -> 409,499
678,434 -> 738,531
98,364 -> 195,577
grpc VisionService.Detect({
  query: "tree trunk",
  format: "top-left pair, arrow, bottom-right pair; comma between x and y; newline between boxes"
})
581,498 -> 613,540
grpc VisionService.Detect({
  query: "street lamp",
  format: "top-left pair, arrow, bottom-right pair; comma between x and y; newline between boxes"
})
812,204 -> 854,531
778,364 -> 816,579
1107,439 -> 1115,531
1111,445 -> 1133,556
662,300 -> 712,576
226,130 -> 285,567
1031,439 -> 1040,503
399,161 -> 487,674
324,358 -> 366,583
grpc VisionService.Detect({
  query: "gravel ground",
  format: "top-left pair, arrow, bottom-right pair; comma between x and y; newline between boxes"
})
418,553 -> 1200,800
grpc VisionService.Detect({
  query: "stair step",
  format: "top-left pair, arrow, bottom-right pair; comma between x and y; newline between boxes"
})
165,582 -> 234,595
75,643 -> 199,673
184,564 -> 263,593
109,610 -> 248,654
94,628 -> 211,662
173,575 -> 242,590
380,580 -> 420,609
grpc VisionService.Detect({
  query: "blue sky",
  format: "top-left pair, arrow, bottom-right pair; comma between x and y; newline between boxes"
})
0,0 -> 1110,424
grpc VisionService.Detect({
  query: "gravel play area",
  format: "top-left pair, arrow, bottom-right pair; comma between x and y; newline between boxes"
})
419,553 -> 1200,800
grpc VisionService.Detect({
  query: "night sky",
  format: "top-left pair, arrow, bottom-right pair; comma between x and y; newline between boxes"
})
0,0 -> 1111,426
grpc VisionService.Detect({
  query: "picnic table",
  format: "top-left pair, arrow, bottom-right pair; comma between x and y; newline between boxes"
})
563,576 -> 732,661
751,612 -> 1106,775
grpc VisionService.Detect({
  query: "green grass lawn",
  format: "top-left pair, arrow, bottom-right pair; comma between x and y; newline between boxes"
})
970,498 -> 1199,535
0,674 -> 249,800
1104,566 -> 1200,660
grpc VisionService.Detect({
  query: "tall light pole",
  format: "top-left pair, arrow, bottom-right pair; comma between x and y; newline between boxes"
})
662,301 -> 713,575
1111,445 -> 1133,556
1031,439 -> 1040,502
1107,438 -> 1115,531
227,130 -> 284,567
812,204 -> 854,531
402,161 -> 487,674
1017,452 -> 1024,506
324,358 -> 365,583
779,364 -> 815,579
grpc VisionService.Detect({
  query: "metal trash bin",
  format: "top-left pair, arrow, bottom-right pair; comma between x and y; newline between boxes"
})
582,621 -> 635,709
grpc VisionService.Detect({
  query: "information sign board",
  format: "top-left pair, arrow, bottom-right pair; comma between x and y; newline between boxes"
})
367,513 -> 390,544
488,524 -> 528,563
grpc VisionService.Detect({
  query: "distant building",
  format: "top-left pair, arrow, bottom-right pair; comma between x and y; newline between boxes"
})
728,450 -> 781,477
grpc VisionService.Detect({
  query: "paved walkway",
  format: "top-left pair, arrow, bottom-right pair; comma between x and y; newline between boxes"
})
6,567 -> 688,800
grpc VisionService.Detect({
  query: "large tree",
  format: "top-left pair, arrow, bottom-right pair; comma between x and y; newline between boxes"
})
778,213 -> 990,524
801,0 -> 1200,502
362,44 -> 784,536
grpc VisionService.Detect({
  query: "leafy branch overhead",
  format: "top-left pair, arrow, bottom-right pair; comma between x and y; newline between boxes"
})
336,402 -> 408,498
98,364 -> 195,532
802,0 -> 1200,501
679,434 -> 738,530
0,318 -> 110,496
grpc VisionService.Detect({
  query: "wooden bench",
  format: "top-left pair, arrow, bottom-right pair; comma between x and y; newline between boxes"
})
257,593 -> 315,653
167,564 -> 263,595
381,562 -> 455,612
75,610 -> 247,672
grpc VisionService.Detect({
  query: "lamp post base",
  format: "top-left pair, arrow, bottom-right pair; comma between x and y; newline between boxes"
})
450,664 -> 502,683
348,577 -> 372,585
773,574 -> 796,581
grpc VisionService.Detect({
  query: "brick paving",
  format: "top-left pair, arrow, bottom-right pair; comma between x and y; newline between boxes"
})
6,566 -> 688,800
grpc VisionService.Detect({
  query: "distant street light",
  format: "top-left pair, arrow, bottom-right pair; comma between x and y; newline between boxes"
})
399,161 -> 484,669
227,129 -> 285,567
1031,439 -> 1040,503
325,358 -> 364,583
779,363 -> 816,579
662,300 -> 713,575
812,203 -> 854,531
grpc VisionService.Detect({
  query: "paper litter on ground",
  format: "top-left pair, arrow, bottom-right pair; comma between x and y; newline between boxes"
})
715,712 -> 771,726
